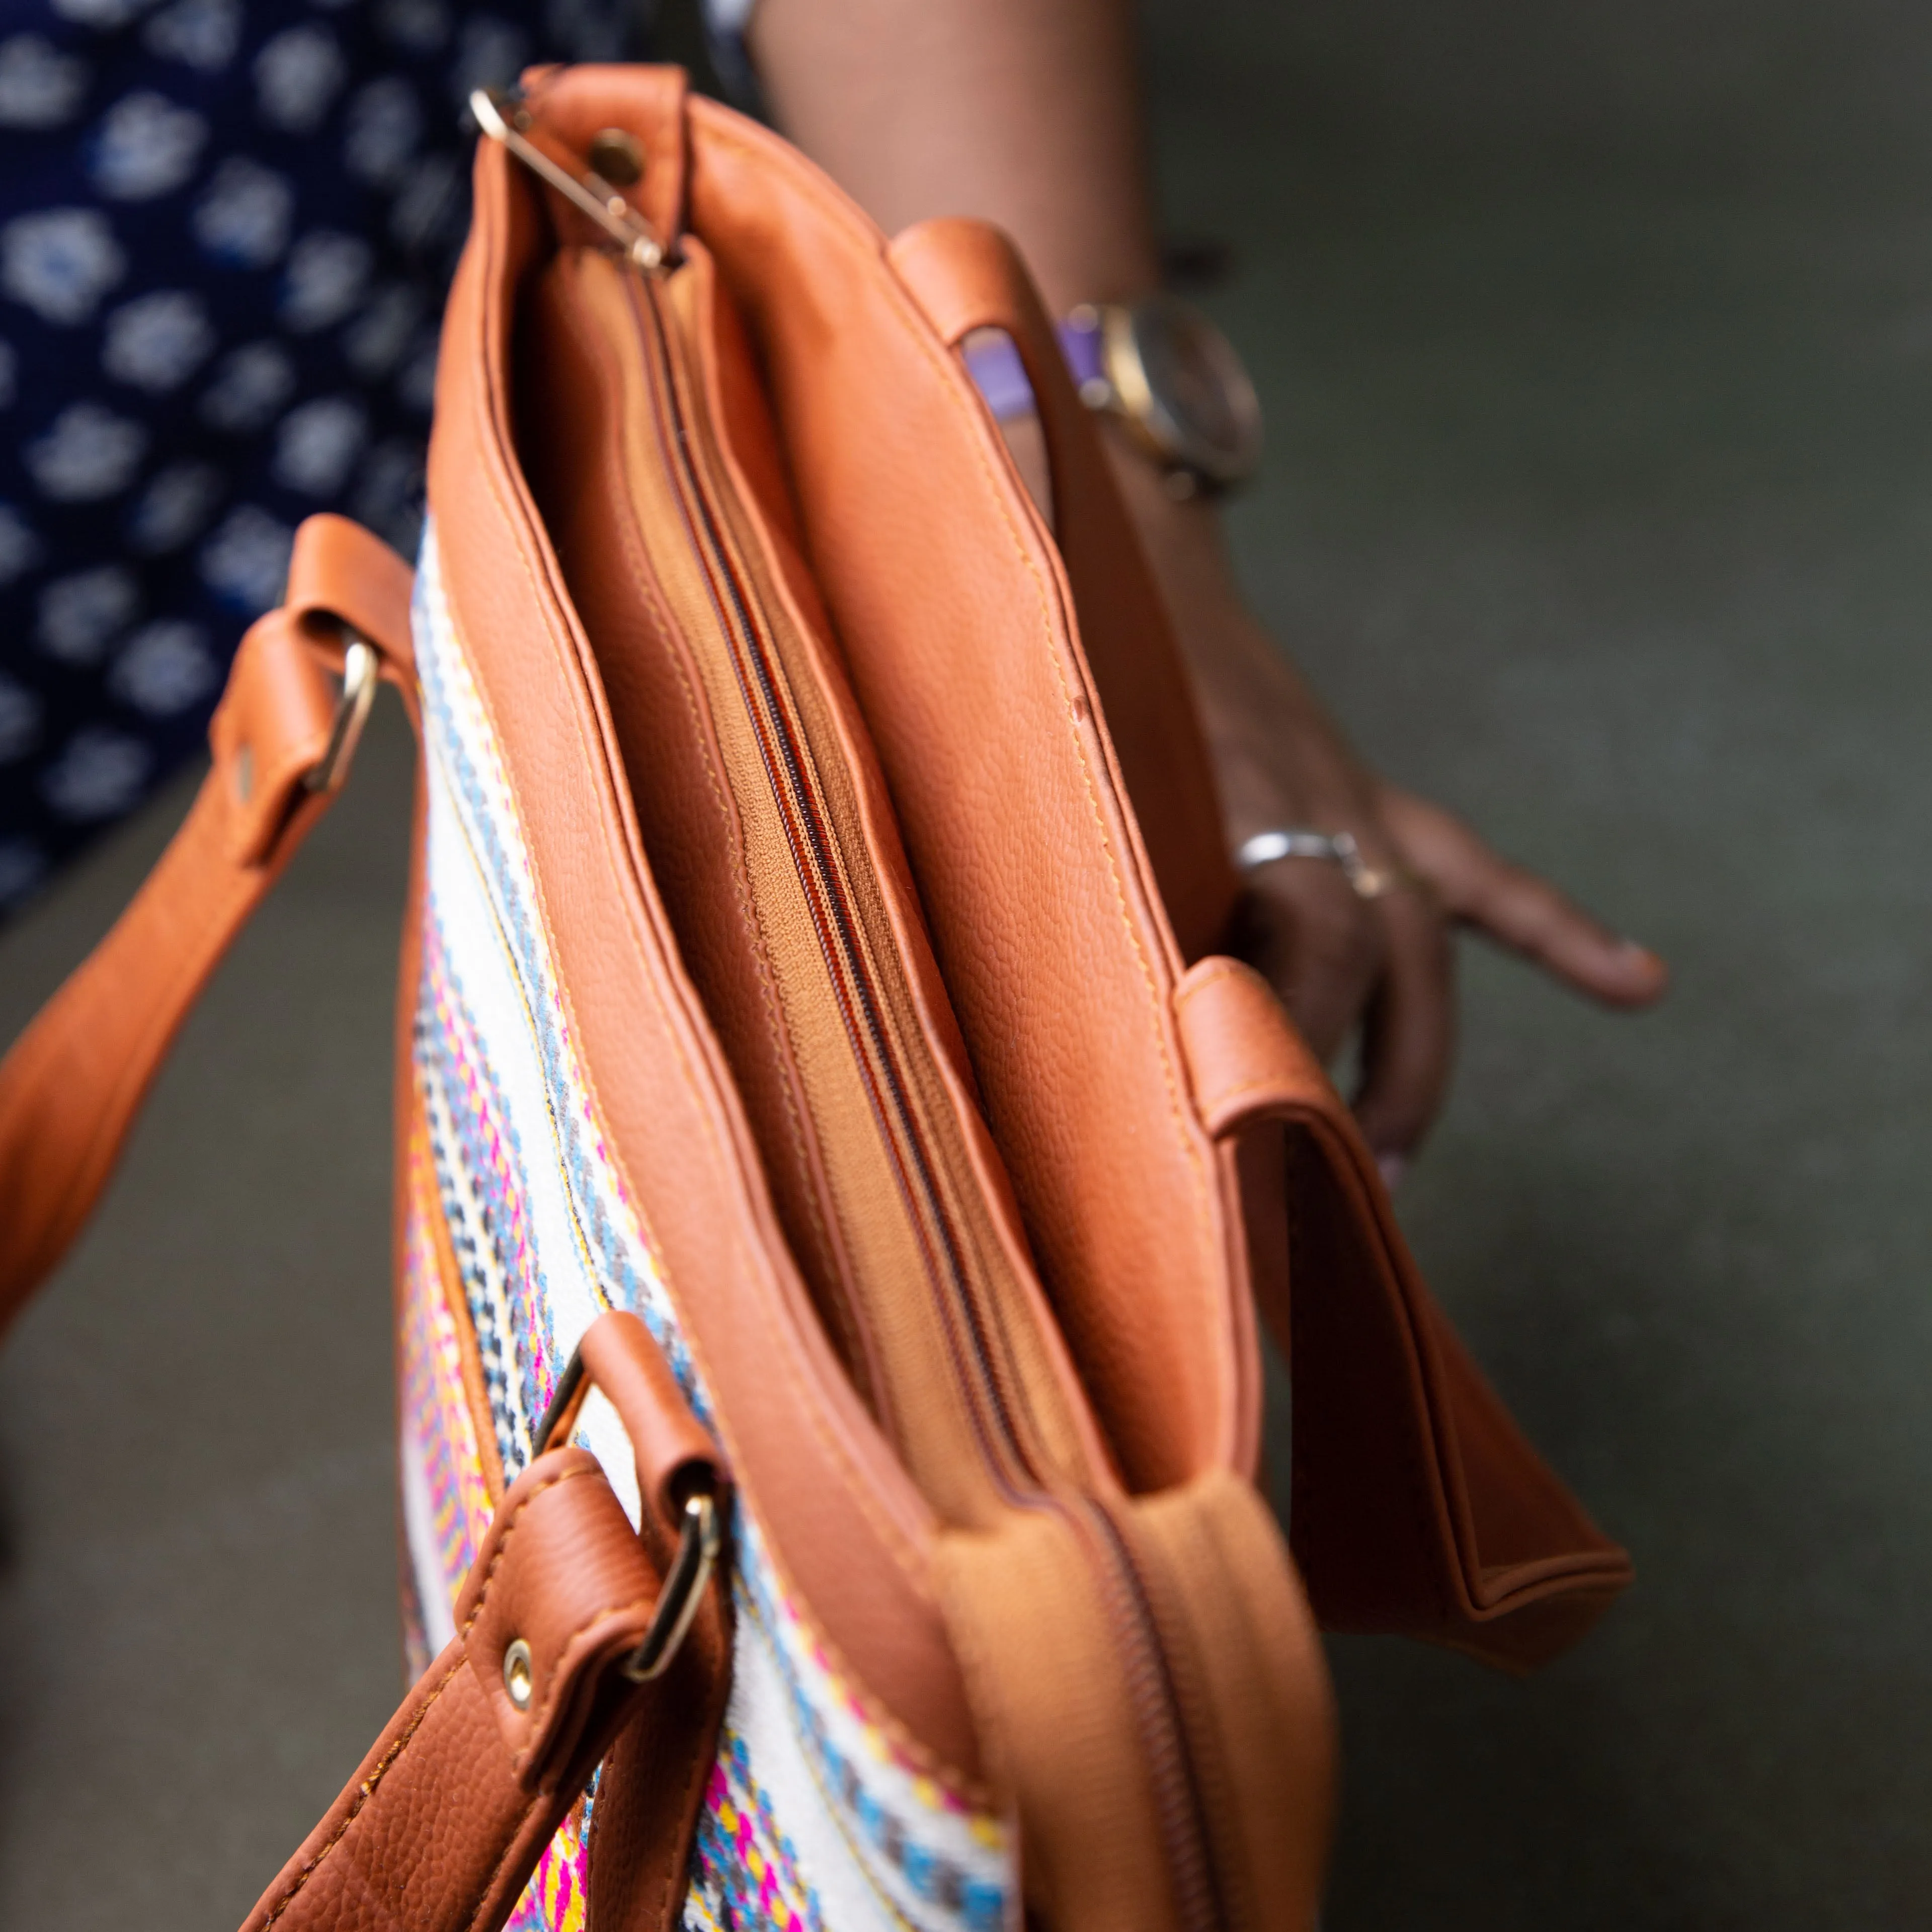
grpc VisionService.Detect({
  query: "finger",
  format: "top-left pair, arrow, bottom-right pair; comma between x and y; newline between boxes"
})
1231,858 -> 1386,1063
1352,885 -> 1456,1172
1379,787 -> 1668,1008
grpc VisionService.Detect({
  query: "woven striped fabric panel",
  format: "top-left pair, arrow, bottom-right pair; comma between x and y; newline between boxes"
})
399,524 -> 1010,1932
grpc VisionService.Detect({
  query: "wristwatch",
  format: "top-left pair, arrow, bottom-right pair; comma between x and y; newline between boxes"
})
963,294 -> 1263,497
1062,296 -> 1263,495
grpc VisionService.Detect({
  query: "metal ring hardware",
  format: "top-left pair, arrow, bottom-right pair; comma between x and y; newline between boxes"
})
532,1346 -> 587,1453
305,637 -> 379,794
470,88 -> 666,273
532,1344 -> 722,1685
1236,827 -> 1397,901
621,1487 -> 722,1682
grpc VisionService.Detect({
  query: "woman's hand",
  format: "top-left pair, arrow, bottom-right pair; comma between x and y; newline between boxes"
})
1116,454 -> 1668,1178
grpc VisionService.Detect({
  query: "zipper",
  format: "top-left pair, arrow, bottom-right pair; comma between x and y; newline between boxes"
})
622,273 -> 1028,1485
622,260 -> 1229,1932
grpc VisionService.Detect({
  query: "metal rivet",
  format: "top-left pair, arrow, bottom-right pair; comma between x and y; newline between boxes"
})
503,1638 -> 534,1710
234,744 -> 254,803
587,127 -> 644,187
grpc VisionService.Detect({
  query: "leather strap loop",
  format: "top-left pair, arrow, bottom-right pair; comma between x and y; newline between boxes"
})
1172,953 -> 1329,1138
456,1450 -> 676,1792
580,1310 -> 729,1523
230,1301 -> 733,1932
283,510 -> 418,681
1173,954 -> 1636,1670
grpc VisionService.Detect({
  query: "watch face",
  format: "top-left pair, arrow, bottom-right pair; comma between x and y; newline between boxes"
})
1103,294 -> 1262,487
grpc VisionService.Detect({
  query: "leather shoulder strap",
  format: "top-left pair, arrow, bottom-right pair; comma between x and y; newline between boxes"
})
247,1447 -> 649,1932
0,516 -> 413,1336
1174,954 -> 1635,1671
244,1313 -> 730,1932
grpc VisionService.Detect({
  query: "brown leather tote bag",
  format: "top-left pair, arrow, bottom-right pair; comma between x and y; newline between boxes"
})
0,65 -> 1631,1932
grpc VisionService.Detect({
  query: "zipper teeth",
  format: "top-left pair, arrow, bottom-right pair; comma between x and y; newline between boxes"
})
1082,1502 -> 1228,1932
628,278 -> 1030,1483
623,263 -> 1225,1932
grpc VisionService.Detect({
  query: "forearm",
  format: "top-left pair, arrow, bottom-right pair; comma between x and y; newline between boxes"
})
1106,442 -> 1379,841
748,0 -> 1159,312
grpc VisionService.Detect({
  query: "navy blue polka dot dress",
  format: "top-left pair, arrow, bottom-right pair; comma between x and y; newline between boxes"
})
0,0 -> 677,914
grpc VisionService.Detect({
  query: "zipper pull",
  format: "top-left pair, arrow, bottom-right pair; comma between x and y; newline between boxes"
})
470,88 -> 667,274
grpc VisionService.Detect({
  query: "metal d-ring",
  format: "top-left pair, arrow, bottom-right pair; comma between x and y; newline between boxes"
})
621,1486 -> 722,1682
532,1345 -> 723,1685
305,636 -> 379,793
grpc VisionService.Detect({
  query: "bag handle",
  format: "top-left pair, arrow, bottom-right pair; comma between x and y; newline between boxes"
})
0,515 -> 412,1334
883,222 -> 1630,1670
240,1311 -> 729,1932
887,216 -> 1239,968
1174,953 -> 1635,1670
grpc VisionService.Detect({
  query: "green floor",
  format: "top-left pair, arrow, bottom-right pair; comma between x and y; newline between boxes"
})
3,2 -> 1927,1921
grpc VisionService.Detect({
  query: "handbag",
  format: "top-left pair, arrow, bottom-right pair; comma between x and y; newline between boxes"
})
0,64 -> 1633,1932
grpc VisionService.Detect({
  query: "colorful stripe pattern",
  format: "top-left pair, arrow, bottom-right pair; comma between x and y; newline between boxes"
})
419,903 -> 555,1476
403,525 -> 1012,1932
398,1117 -> 492,1632
504,1805 -> 594,1932
693,1518 -> 1010,1932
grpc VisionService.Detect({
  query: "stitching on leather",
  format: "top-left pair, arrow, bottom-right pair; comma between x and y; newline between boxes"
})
454,167 -> 979,1815
1172,959 -> 1250,1009
257,1464 -> 617,1923
510,1593 -> 656,1774
923,1549 -> 1013,1816
707,131 -> 1239,1667
256,1649 -> 467,1926
874,237 -> 1230,1428
473,312 -> 932,1595
462,155 -> 684,1317
918,249 -> 1202,1157
457,1460 -> 597,1640
1171,967 -> 1326,1124
468,398 -> 941,1677
597,263 -> 836,1233
667,305 -> 1077,1478
1199,1077 -> 1310,1122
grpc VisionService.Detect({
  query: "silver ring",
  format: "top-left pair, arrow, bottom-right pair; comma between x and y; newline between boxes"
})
1235,828 -> 1396,901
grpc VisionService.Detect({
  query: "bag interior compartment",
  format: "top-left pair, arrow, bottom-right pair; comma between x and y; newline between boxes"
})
513,232 -> 1109,1521
679,120 -> 1255,1498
